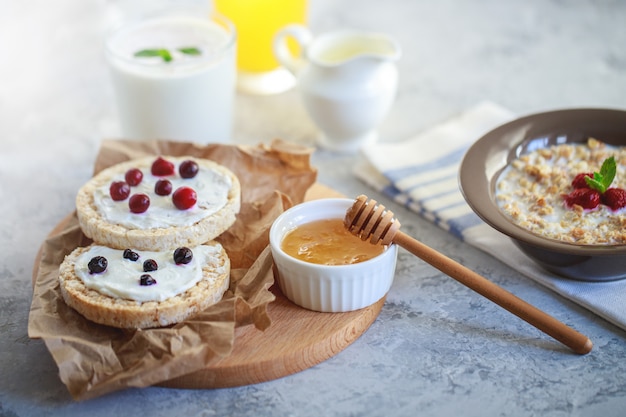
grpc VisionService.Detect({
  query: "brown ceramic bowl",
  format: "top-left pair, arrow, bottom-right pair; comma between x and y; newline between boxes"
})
459,108 -> 626,281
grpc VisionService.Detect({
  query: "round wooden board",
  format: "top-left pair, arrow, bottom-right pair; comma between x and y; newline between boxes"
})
32,184 -> 386,389
160,287 -> 385,389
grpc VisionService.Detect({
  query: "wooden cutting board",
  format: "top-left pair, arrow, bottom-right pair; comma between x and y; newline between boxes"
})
160,183 -> 385,388
33,183 -> 386,389
160,286 -> 385,389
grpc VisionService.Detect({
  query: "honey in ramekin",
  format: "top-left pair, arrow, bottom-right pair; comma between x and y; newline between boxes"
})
281,219 -> 384,265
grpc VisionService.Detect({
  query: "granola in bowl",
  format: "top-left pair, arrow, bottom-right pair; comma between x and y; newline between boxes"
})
459,108 -> 626,280
495,138 -> 626,245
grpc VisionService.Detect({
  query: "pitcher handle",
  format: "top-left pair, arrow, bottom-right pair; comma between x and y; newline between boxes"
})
273,24 -> 313,75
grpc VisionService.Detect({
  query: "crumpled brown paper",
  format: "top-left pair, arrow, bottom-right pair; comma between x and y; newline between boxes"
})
27,139 -> 317,400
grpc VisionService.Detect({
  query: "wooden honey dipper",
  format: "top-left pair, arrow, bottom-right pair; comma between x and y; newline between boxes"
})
344,195 -> 593,355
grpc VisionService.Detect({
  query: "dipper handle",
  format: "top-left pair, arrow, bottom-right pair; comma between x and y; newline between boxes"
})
345,195 -> 593,355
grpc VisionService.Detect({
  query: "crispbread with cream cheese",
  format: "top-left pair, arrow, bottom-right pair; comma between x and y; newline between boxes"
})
58,242 -> 230,329
76,156 -> 240,251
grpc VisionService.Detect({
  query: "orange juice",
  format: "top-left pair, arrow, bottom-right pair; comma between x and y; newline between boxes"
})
215,0 -> 306,73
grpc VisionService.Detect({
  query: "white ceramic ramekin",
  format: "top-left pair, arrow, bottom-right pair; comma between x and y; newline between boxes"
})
269,198 -> 398,312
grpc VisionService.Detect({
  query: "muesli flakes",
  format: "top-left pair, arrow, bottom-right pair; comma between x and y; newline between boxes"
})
495,138 -> 626,245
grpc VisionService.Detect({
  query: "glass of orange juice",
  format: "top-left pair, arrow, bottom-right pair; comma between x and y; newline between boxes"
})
214,0 -> 307,95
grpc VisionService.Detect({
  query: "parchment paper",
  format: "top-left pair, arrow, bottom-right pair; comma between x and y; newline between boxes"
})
27,139 -> 317,400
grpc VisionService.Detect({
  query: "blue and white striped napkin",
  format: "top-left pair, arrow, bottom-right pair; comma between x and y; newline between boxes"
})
355,101 -> 626,332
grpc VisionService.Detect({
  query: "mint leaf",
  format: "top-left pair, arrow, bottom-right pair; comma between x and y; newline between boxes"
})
178,47 -> 201,56
134,47 -> 200,62
134,48 -> 173,63
584,156 -> 617,194
159,49 -> 173,62
585,176 -> 605,192
600,156 -> 617,185
134,49 -> 161,58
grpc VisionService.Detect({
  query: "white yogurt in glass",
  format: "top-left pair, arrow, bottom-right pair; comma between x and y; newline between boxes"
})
105,12 -> 236,143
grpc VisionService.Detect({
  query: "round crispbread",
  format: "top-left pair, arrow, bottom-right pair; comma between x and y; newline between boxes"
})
58,242 -> 230,329
76,156 -> 240,251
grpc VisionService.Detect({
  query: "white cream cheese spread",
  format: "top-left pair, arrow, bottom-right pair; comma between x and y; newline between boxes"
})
93,157 -> 232,229
74,244 -> 225,302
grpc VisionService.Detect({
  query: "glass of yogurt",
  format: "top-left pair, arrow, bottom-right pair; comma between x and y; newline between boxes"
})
105,9 -> 236,143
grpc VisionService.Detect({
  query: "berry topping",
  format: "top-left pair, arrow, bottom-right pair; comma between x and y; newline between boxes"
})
584,156 -> 616,194
123,249 -> 140,261
566,157 -> 626,212
564,188 -> 601,210
151,156 -> 175,176
143,259 -> 158,272
139,274 -> 157,286
172,186 -> 197,210
129,193 -> 150,213
88,256 -> 108,274
179,160 -> 199,179
154,179 -> 173,196
602,188 -> 626,211
571,173 -> 593,189
173,247 -> 193,264
125,168 -> 143,186
109,181 -> 130,201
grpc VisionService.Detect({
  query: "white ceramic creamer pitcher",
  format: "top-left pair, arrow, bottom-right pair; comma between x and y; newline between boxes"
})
273,25 -> 401,153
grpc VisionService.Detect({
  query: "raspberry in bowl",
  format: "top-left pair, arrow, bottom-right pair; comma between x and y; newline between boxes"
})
459,108 -> 626,281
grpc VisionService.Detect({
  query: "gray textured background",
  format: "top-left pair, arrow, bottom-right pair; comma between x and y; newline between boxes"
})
2,0 -> 626,416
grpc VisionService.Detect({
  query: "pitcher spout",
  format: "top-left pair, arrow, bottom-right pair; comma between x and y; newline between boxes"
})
308,30 -> 402,67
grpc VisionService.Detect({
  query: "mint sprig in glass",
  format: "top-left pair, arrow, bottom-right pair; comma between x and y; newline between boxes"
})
134,47 -> 202,63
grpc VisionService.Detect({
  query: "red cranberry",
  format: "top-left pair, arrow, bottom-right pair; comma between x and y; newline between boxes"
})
151,156 -> 175,176
172,186 -> 197,210
179,160 -> 199,179
109,181 -> 130,201
125,168 -> 143,186
155,179 -> 173,196
173,247 -> 193,264
129,193 -> 150,213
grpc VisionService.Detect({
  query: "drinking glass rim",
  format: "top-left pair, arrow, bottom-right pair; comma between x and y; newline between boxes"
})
104,10 -> 236,70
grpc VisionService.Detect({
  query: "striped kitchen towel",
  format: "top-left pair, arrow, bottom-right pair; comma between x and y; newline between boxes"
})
355,101 -> 626,332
